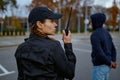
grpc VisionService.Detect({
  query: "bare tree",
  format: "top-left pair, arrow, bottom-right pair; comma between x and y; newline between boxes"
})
0,0 -> 17,12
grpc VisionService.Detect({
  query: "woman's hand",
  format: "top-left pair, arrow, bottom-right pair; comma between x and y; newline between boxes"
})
62,30 -> 71,43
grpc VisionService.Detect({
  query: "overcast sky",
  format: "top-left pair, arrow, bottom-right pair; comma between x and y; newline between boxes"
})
16,0 -> 115,7
94,0 -> 114,8
17,0 -> 32,6
2,0 -> 119,17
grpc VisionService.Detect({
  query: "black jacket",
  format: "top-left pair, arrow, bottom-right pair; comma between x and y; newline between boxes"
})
15,33 -> 76,80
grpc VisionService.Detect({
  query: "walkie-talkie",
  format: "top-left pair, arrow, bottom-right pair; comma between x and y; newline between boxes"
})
65,7 -> 72,36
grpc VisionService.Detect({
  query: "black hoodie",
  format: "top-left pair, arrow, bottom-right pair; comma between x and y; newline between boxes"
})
90,13 -> 117,66
90,13 -> 106,30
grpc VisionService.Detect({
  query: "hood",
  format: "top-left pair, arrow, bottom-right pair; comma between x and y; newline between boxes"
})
90,13 -> 106,30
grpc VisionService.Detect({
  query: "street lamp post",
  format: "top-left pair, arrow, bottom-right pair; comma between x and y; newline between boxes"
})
26,21 -> 30,36
77,13 -> 80,33
0,15 -> 5,36
53,0 -> 61,34
119,13 -> 120,33
58,0 -> 61,34
0,21 -> 3,36
84,0 -> 88,34
119,0 -> 120,33
77,1 -> 81,33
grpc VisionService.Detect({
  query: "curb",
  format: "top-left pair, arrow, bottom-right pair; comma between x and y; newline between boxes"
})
0,44 -> 19,48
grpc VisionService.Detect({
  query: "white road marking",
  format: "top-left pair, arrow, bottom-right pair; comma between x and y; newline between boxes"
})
74,48 -> 91,53
0,64 -> 15,77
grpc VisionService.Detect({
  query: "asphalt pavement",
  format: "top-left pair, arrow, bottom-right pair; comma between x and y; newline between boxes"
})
0,32 -> 120,80
0,32 -> 119,47
0,32 -> 91,47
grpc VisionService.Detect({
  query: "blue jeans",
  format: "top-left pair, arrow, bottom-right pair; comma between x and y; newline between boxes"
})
92,65 -> 111,80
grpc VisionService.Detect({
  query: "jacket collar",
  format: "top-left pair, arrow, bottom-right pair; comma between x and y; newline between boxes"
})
28,33 -> 49,40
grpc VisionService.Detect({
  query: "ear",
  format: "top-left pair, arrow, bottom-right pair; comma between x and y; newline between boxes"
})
36,21 -> 43,29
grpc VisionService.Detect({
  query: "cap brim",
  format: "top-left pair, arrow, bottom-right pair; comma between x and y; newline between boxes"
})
49,13 -> 62,19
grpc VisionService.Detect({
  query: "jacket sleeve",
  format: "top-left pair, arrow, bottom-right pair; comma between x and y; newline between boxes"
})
91,35 -> 111,66
51,42 -> 76,79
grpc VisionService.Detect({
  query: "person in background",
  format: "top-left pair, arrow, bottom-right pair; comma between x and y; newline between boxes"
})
15,6 -> 76,80
90,13 -> 117,80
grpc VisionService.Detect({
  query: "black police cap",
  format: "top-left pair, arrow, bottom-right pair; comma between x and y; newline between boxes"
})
28,6 -> 62,25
